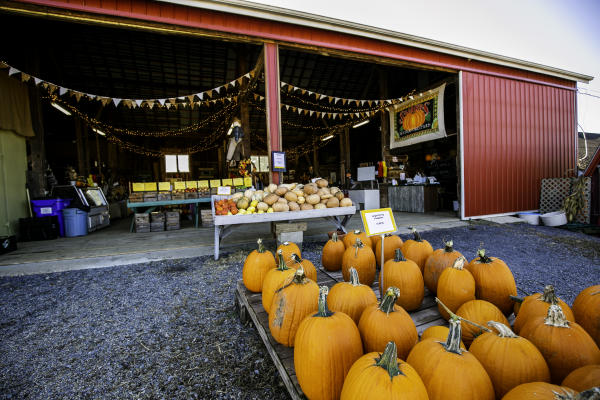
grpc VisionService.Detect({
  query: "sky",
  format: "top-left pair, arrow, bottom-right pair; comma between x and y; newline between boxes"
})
250,0 -> 600,133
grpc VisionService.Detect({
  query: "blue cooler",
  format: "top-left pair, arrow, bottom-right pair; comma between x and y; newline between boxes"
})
62,208 -> 88,237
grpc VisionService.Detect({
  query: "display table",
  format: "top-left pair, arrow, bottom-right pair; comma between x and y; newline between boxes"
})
211,195 -> 356,260
388,185 -> 439,213
347,189 -> 380,210
126,198 -> 211,232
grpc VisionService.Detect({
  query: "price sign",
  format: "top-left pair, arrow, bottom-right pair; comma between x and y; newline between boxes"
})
244,177 -> 253,187
158,182 -> 171,191
360,208 -> 397,236
233,178 -> 244,186
210,179 -> 221,188
198,180 -> 209,188
132,183 -> 145,192
222,178 -> 233,186
217,186 -> 232,195
185,181 -> 197,189
144,182 -> 157,191
174,181 -> 186,190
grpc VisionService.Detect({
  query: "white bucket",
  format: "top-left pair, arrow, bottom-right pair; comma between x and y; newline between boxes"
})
540,211 -> 567,227
518,212 -> 540,225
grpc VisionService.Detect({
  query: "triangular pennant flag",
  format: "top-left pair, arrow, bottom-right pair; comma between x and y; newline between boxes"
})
169,98 -> 177,105
285,105 -> 290,110
0,61 -> 8,69
301,89 -> 306,95
187,95 -> 195,103
230,80 -> 237,87
136,99 -> 143,107
292,107 -> 297,113
158,99 -> 166,106
47,84 -> 58,94
244,73 -> 251,79
147,101 -> 155,110
307,91 -> 313,97
361,100 -> 366,106
309,110 -> 314,117
34,77 -> 42,85
113,98 -> 121,106
196,92 -> 202,101
287,85 -> 293,93
21,73 -> 30,82
334,97 -> 340,104
100,97 -> 111,106
59,87 -> 68,96
215,87 -> 221,94
342,99 -> 347,105
74,92 -> 83,102
316,112 -> 321,118
355,113 -> 360,118
328,96 -> 334,104
303,110 -> 309,116
320,94 -> 327,100
253,93 -> 259,101
280,82 -> 285,88
249,70 -> 256,78
165,103 -> 171,109
207,90 -> 213,98
237,77 -> 244,86
8,67 -> 19,76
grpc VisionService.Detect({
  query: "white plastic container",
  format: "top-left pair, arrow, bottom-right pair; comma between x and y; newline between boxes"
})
518,212 -> 541,225
540,211 -> 567,227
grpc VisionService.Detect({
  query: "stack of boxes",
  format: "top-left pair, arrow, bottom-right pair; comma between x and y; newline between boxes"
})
166,211 -> 180,231
135,213 -> 150,233
143,191 -> 158,202
150,212 -> 165,232
201,209 -> 214,227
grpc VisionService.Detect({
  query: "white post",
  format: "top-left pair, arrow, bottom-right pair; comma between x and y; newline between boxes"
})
379,233 -> 385,301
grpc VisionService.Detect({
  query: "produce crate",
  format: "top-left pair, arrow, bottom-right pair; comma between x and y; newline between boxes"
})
143,192 -> 158,202
185,192 -> 199,199
128,192 -> 144,203
134,213 -> 150,233
150,221 -> 165,232
157,192 -> 172,201
198,187 -> 211,197
172,192 -> 186,200
150,211 -> 165,223
135,224 -> 150,233
200,209 -> 214,227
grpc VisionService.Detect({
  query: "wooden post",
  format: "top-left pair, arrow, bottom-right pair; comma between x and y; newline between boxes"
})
339,131 -> 346,186
378,68 -> 391,162
237,45 -> 252,159
26,87 -> 47,197
344,127 -> 351,176
264,43 -> 282,185
312,143 -> 319,176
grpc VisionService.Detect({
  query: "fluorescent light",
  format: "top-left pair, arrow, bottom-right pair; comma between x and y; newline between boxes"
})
92,128 -> 106,136
321,134 -> 334,141
352,120 -> 369,129
51,102 -> 71,116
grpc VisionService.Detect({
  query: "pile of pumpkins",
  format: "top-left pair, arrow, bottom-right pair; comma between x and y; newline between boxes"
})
242,230 -> 600,400
221,179 -> 353,215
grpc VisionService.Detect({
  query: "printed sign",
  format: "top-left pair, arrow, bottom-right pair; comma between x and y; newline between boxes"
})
144,182 -> 157,191
244,177 -> 253,187
158,182 -> 171,191
174,181 -> 186,190
222,178 -> 233,186
233,178 -> 244,186
272,151 -> 286,172
210,179 -> 221,188
217,186 -> 232,195
198,180 -> 209,188
132,183 -> 145,192
360,208 -> 397,236
185,181 -> 197,189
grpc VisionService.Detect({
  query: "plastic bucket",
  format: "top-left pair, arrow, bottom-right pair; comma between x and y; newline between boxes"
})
540,211 -> 567,227
31,198 -> 72,237
517,212 -> 541,225
62,208 -> 88,237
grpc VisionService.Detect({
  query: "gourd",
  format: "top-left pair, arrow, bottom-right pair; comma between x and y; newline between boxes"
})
284,191 -> 298,202
290,253 -> 317,282
501,382 -> 578,400
303,183 -> 318,195
256,202 -> 269,212
520,304 -> 600,383
272,202 -> 289,212
277,241 -> 301,267
561,364 -> 600,392
262,250 -> 296,313
420,325 -> 466,350
401,227 -> 433,273
327,267 -> 377,325
357,287 -> 418,358
339,197 -> 352,207
374,234 -> 404,267
267,183 -> 278,193
406,316 -> 495,400
268,266 -> 319,347
342,238 -> 376,287
572,285 -> 600,347
436,256 -> 476,320
343,230 -> 372,250
300,203 -> 313,211
316,178 -> 328,188
306,194 -> 321,205
326,197 -> 339,208
294,286 -> 363,400
379,249 -> 424,311
513,285 -> 575,334
236,197 -> 250,210
469,321 -> 551,399
314,203 -> 326,210
242,238 -> 276,292
465,249 -> 517,315
340,341 -> 429,400
321,231 -> 345,272
275,186 -> 288,196
424,240 -> 463,294
455,299 -> 509,346
263,193 -> 280,206
288,202 -> 300,211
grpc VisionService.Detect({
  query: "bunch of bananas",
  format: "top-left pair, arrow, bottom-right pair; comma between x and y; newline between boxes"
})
562,176 -> 586,223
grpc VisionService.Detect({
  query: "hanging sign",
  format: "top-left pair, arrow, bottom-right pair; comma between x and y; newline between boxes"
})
144,182 -> 157,191
198,180 -> 209,188
271,151 -> 286,172
389,83 -> 446,149
132,182 -> 145,192
360,208 -> 397,236
222,178 -> 233,186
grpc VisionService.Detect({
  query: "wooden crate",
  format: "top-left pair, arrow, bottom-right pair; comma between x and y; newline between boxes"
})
235,267 -> 445,400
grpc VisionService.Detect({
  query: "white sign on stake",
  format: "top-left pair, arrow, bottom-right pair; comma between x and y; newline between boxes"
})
217,186 -> 232,195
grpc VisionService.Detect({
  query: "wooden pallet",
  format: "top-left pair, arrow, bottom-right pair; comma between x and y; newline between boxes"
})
234,267 -> 446,400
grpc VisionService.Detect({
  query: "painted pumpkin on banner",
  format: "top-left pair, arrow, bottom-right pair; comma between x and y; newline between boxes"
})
402,107 -> 426,131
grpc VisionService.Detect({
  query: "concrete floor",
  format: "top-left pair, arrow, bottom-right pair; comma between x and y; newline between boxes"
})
0,210 -> 467,276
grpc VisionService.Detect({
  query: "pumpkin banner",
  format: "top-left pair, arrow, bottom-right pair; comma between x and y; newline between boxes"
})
389,83 -> 446,148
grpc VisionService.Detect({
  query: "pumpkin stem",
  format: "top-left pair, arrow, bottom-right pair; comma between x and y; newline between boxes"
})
487,321 -> 518,338
276,250 -> 291,271
291,266 -> 308,284
379,287 -> 400,314
348,267 -> 361,286
331,231 -> 338,242
539,285 -> 558,304
374,341 -> 403,381
353,229 -> 361,235
410,227 -> 423,242
257,238 -> 265,253
394,248 -> 406,262
444,240 -> 454,252
353,238 -> 364,257
450,256 -> 466,270
477,248 -> 493,263
436,297 -> 492,333
315,286 -> 333,317
510,295 -> 524,304
544,304 -> 570,328
443,317 -> 464,355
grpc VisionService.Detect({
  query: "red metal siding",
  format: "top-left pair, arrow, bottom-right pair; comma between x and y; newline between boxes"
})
13,0 -> 575,88
462,71 -> 576,218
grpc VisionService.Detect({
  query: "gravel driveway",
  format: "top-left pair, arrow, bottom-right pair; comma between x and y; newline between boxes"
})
1,221 -> 598,399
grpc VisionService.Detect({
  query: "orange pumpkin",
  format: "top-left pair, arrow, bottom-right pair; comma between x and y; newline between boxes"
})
295,286 -> 363,400
379,248 -> 424,311
401,227 -> 433,273
561,364 -> 600,392
520,304 -> 600,383
436,256 -> 476,320
469,321 -> 551,398
268,266 -> 319,347
455,299 -> 509,346
327,267 -> 377,325
262,250 -> 296,313
420,325 -> 466,350
357,287 -> 418,359
465,249 -> 517,315
502,382 -> 578,400
289,253 -> 317,282
406,317 -> 495,400
321,231 -> 345,271
340,341 -> 429,400
277,241 -> 301,267
424,240 -> 463,294
242,238 -> 276,292
343,229 -> 372,250
513,285 -> 575,334
374,234 -> 404,267
342,238 -> 376,287
572,285 -> 600,347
